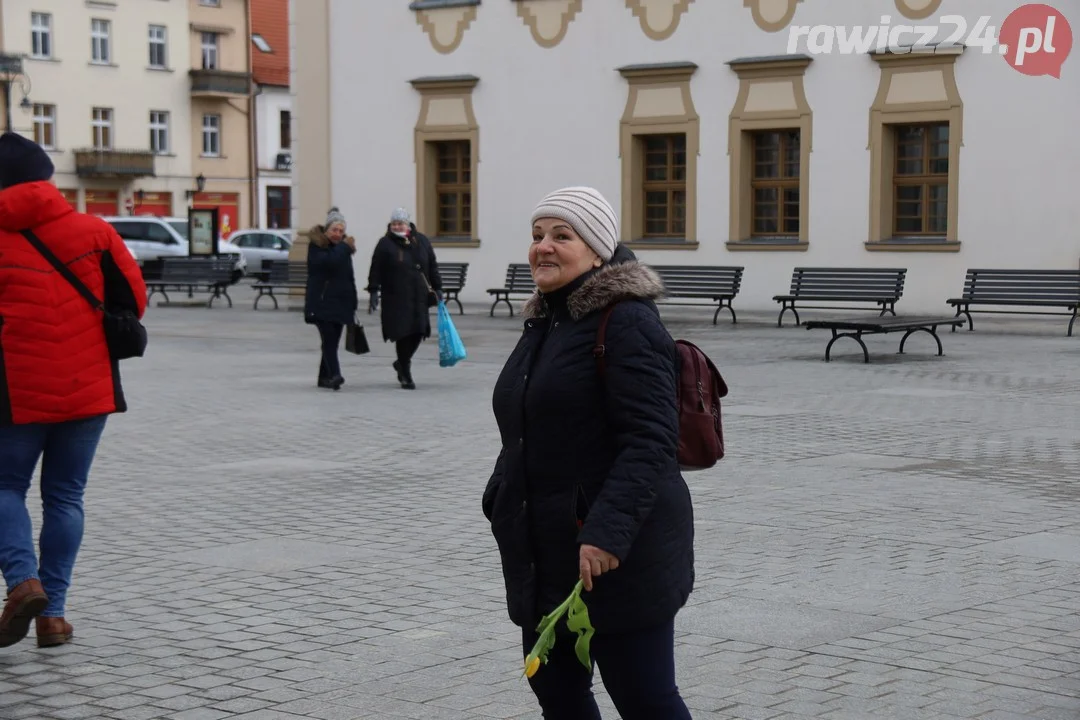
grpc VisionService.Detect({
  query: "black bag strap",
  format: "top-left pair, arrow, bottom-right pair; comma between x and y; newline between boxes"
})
19,229 -> 105,311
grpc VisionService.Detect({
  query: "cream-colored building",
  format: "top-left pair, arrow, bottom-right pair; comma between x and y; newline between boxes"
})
0,0 -> 253,240
0,0 -> 197,217
291,0 -> 1079,314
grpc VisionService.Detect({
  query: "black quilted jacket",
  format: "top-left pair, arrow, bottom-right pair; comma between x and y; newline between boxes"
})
483,244 -> 695,634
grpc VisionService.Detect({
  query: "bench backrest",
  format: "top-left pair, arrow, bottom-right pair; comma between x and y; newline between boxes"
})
504,263 -> 536,293
437,262 -> 469,292
161,256 -> 234,284
263,259 -> 307,284
789,267 -> 907,300
652,265 -> 744,297
961,269 -> 1080,302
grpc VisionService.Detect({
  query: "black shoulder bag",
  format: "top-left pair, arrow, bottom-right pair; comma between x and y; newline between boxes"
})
20,229 -> 148,360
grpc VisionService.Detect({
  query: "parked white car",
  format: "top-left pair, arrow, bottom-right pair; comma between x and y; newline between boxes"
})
104,216 -> 247,279
227,229 -> 292,272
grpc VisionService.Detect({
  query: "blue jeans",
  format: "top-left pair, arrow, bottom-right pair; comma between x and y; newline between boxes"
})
0,415 -> 107,618
523,618 -> 693,719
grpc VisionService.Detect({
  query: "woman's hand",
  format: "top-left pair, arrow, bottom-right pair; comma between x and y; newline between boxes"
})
579,544 -> 619,591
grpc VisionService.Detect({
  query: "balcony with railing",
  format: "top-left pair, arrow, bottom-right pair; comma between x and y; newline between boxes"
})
190,69 -> 252,97
74,149 -> 156,179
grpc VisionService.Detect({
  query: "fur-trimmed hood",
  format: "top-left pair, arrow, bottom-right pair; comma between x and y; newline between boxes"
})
522,256 -> 666,321
308,224 -> 331,249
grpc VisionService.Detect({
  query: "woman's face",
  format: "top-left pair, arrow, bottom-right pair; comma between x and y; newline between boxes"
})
529,217 -> 601,293
390,220 -> 410,235
326,222 -> 346,242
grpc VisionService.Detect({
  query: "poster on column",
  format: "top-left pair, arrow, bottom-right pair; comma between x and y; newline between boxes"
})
193,192 -> 239,240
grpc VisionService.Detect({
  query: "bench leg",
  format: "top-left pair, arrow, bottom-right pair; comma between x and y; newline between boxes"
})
712,300 -> 737,326
221,287 -> 233,309
879,302 -> 897,317
489,293 -> 513,317
452,293 -> 464,315
899,326 -> 944,356
1068,308 -> 1077,337
777,301 -> 800,328
825,329 -> 870,364
147,287 -> 167,305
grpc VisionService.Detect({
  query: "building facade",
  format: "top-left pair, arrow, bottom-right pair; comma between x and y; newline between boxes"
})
251,0 -> 292,231
188,0 -> 254,240
0,0 -> 196,217
292,0 -> 1078,313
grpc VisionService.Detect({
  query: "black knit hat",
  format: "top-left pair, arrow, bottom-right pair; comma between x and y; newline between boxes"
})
0,132 -> 54,189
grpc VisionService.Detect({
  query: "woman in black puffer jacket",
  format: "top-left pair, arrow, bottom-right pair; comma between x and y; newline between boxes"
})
304,207 -> 358,390
483,186 -> 694,720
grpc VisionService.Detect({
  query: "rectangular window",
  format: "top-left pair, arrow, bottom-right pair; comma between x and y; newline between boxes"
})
202,114 -> 221,156
641,134 -> 687,238
279,110 -> 291,150
149,111 -> 169,154
750,129 -> 800,237
199,0 -> 221,5
266,186 -> 291,229
92,107 -> 112,150
432,140 -> 471,236
201,32 -> 218,70
33,104 -> 56,149
893,123 -> 949,236
31,12 -> 52,58
91,19 -> 111,64
148,25 -> 167,68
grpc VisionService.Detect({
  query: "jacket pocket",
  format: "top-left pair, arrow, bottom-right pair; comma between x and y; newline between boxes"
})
0,316 -> 11,425
571,484 -> 591,531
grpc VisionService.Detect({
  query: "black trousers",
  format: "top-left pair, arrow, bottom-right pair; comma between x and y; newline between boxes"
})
522,618 -> 692,720
395,333 -> 423,366
316,321 -> 344,380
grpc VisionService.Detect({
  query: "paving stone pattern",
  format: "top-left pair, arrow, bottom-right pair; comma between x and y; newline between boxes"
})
2,287 -> 1079,719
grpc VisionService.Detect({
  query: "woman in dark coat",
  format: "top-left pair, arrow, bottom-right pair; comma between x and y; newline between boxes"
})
366,207 -> 442,390
482,186 -> 695,719
304,207 -> 358,390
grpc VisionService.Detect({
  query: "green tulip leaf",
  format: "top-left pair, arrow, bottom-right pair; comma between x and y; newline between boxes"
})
566,589 -> 595,671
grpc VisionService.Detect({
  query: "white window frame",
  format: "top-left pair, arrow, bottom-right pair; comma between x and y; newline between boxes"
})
202,114 -> 221,157
201,32 -> 218,70
91,19 -> 111,64
33,104 -> 56,149
92,107 -> 113,150
31,12 -> 52,59
149,111 -> 170,154
148,25 -> 168,68
199,0 -> 221,5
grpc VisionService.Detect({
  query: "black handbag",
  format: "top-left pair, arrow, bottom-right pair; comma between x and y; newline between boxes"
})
20,229 -> 148,361
345,319 -> 370,355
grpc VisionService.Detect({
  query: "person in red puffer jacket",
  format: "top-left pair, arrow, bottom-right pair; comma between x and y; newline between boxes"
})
0,132 -> 147,651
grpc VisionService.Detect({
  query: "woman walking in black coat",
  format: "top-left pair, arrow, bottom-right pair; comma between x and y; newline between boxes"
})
482,186 -> 695,719
304,207 -> 358,390
366,208 -> 442,390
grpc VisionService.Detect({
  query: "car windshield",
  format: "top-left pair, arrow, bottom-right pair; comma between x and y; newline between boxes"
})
167,221 -> 188,240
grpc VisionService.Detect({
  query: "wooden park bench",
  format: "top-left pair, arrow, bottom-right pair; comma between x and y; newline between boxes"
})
487,263 -> 537,317
946,269 -> 1080,336
805,315 -> 966,363
774,267 -> 907,327
652,265 -> 744,325
252,260 -> 307,310
146,257 -> 236,308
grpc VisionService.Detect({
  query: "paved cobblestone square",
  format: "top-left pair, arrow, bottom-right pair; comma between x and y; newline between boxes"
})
2,287 -> 1078,719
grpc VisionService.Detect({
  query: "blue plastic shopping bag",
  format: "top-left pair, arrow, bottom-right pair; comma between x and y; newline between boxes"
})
437,300 -> 467,367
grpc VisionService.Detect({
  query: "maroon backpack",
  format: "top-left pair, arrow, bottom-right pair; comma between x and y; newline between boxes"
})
594,306 -> 728,471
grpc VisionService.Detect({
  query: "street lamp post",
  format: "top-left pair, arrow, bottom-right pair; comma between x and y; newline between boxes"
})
0,54 -> 31,133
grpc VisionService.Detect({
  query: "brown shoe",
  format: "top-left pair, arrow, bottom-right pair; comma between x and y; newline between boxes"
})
0,579 -> 49,648
35,617 -> 73,648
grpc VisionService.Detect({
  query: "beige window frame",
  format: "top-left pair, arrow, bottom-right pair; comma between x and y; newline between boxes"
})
727,54 -> 812,251
867,48 -> 963,252
618,62 -> 699,249
410,74 -> 480,247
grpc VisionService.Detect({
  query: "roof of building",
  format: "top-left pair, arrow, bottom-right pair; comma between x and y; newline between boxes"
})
251,0 -> 289,87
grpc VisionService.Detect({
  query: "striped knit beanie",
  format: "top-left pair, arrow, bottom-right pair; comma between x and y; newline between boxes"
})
530,186 -> 618,262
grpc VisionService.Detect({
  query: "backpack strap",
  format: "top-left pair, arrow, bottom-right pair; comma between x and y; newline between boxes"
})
592,305 -> 617,379
19,229 -> 105,311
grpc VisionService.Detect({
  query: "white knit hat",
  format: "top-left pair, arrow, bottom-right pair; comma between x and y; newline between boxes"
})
530,186 -> 618,262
